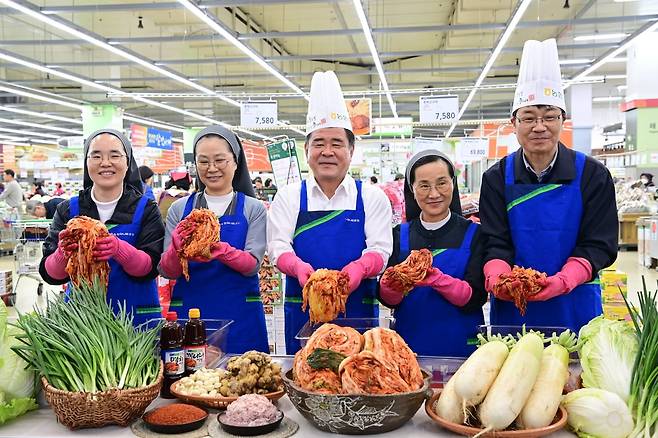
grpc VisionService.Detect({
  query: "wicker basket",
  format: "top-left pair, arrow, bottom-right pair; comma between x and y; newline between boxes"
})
41,362 -> 163,430
170,380 -> 285,409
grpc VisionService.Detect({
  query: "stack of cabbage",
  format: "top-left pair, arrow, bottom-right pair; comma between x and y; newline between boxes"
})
435,329 -> 577,434
0,300 -> 37,424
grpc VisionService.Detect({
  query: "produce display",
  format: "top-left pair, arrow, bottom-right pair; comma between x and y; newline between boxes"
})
434,329 -> 576,433
293,324 -> 423,394
493,266 -> 548,315
223,394 -> 280,427
65,216 -> 110,286
144,403 -> 207,427
301,269 -> 350,323
176,351 -> 283,397
259,255 -> 282,306
11,280 -> 161,392
177,208 -> 220,280
381,248 -> 432,294
0,300 -> 37,424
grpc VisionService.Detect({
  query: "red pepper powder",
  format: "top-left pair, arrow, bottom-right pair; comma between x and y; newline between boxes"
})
145,404 -> 207,425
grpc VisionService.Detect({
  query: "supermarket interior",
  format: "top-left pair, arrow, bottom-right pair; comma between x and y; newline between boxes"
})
1,0 -> 658,437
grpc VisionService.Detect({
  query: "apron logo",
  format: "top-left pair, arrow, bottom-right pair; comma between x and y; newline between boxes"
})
345,218 -> 360,223
222,221 -> 240,226
112,232 -> 136,237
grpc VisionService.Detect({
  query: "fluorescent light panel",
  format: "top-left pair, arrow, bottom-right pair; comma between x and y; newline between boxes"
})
0,106 -> 82,125
559,59 -> 592,65
0,117 -> 82,134
0,0 -> 240,106
574,33 -> 628,41
176,0 -> 307,99
352,0 -> 397,118
0,126 -> 60,138
123,114 -> 185,133
446,0 -> 533,137
593,96 -> 623,102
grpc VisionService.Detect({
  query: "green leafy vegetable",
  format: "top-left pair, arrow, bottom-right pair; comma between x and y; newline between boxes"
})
562,388 -> 634,438
306,348 -> 347,373
577,315 -> 638,402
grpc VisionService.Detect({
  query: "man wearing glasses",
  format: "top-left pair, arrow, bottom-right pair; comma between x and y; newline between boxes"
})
479,39 -> 617,332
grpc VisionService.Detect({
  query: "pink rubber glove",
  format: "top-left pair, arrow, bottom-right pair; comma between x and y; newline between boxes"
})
341,252 -> 385,293
529,257 -> 592,302
189,241 -> 257,275
378,270 -> 405,306
484,259 -> 513,300
160,222 -> 195,279
93,235 -> 153,277
44,229 -> 77,280
93,235 -> 120,261
416,267 -> 473,307
277,252 -> 314,287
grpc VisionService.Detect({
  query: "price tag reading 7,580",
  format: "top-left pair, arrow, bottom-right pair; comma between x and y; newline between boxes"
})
240,101 -> 278,128
419,95 -> 459,124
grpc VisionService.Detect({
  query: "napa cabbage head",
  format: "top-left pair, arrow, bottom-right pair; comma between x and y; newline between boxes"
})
0,300 -> 34,400
562,388 -> 634,438
578,316 -> 637,402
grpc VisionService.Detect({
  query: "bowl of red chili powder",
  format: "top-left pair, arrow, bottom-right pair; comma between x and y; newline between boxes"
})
143,403 -> 208,434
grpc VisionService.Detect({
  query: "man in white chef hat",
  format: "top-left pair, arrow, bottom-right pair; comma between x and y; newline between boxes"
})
479,39 -> 617,333
267,71 -> 392,354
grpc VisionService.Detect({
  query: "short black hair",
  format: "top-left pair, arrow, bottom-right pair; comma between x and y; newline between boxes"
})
253,176 -> 262,184
370,176 -> 378,184
512,105 -> 567,119
139,165 -> 154,181
394,173 -> 404,181
264,178 -> 273,186
4,169 -> 15,177
409,155 -> 454,185
305,129 -> 355,148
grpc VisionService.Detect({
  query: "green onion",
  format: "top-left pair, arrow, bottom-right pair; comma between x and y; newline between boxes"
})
623,277 -> 658,437
10,278 -> 162,393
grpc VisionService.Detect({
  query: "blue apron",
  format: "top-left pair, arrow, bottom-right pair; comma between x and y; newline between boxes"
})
143,184 -> 155,201
170,192 -> 268,354
284,180 -> 378,354
392,221 -> 483,357
489,151 -> 602,333
69,195 -> 161,326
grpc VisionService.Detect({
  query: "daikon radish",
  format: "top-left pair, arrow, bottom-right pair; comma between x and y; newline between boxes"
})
516,330 -> 577,429
476,332 -> 544,434
453,339 -> 509,408
435,369 -> 466,424
517,343 -> 569,429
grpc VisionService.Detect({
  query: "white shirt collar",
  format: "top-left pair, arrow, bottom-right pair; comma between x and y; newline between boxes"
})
420,210 -> 451,231
523,148 -> 558,181
306,174 -> 353,200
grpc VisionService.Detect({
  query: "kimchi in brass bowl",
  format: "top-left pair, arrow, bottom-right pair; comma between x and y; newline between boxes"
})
282,369 -> 431,435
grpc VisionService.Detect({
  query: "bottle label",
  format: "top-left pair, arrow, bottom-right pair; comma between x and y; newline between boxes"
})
185,345 -> 207,372
163,349 -> 185,376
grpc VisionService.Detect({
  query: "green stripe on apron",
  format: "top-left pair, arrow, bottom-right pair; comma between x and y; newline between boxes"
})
169,300 -> 183,307
293,210 -> 346,238
506,184 -> 562,211
285,296 -> 303,303
136,306 -> 162,314
431,248 -> 447,257
362,297 -> 379,305
585,279 -> 601,286
245,296 -> 263,303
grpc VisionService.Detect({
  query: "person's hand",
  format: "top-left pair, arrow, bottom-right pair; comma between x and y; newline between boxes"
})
93,235 -> 120,261
484,259 -> 513,300
529,257 -> 591,302
57,229 -> 77,257
415,267 -> 442,287
276,252 -> 315,287
171,222 -> 193,252
529,275 -> 567,301
341,252 -> 384,293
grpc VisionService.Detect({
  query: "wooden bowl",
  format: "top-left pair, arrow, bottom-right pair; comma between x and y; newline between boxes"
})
425,390 -> 568,437
170,381 -> 285,410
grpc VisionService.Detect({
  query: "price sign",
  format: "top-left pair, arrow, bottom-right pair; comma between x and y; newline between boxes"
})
240,101 -> 278,128
456,137 -> 489,164
419,95 -> 459,123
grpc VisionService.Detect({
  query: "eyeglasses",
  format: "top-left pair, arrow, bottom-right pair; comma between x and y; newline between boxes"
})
86,152 -> 126,164
414,181 -> 451,195
516,114 -> 562,126
196,158 -> 232,170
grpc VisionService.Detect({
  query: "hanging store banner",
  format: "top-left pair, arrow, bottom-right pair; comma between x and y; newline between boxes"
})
146,127 -> 173,150
240,101 -> 278,128
130,124 -> 148,147
242,139 -> 272,172
266,138 -> 301,188
345,98 -> 372,136
372,117 -> 413,137
419,95 -> 459,123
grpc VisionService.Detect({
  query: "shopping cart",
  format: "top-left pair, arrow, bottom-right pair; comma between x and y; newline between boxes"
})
0,219 -> 51,306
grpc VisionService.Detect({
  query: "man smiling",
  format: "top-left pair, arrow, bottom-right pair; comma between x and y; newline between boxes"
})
267,71 -> 392,353
479,39 -> 617,333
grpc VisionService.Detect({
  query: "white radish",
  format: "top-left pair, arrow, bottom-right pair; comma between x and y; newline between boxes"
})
477,332 -> 544,433
517,343 -> 570,429
453,340 -> 509,409
435,368 -> 466,424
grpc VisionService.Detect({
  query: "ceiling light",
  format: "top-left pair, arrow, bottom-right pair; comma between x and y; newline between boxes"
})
581,74 -> 627,81
0,105 -> 82,124
593,96 -> 623,102
574,33 -> 628,41
352,0 -> 397,118
617,85 -> 628,91
607,57 -> 628,63
0,0 -> 240,105
0,140 -> 30,146
123,114 -> 185,133
446,0 -> 533,137
0,126 -> 60,138
0,84 -> 83,110
0,117 -> 82,134
613,0 -> 639,2
176,0 -> 307,100
559,59 -> 592,65
572,21 -> 658,82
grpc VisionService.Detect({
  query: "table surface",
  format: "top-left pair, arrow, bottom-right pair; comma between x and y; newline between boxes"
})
0,394 -> 576,438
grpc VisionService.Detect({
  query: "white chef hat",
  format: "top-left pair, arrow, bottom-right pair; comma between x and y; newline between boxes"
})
306,71 -> 353,135
512,38 -> 566,114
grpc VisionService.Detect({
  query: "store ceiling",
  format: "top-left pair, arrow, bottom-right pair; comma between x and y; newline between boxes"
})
0,0 -> 656,142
